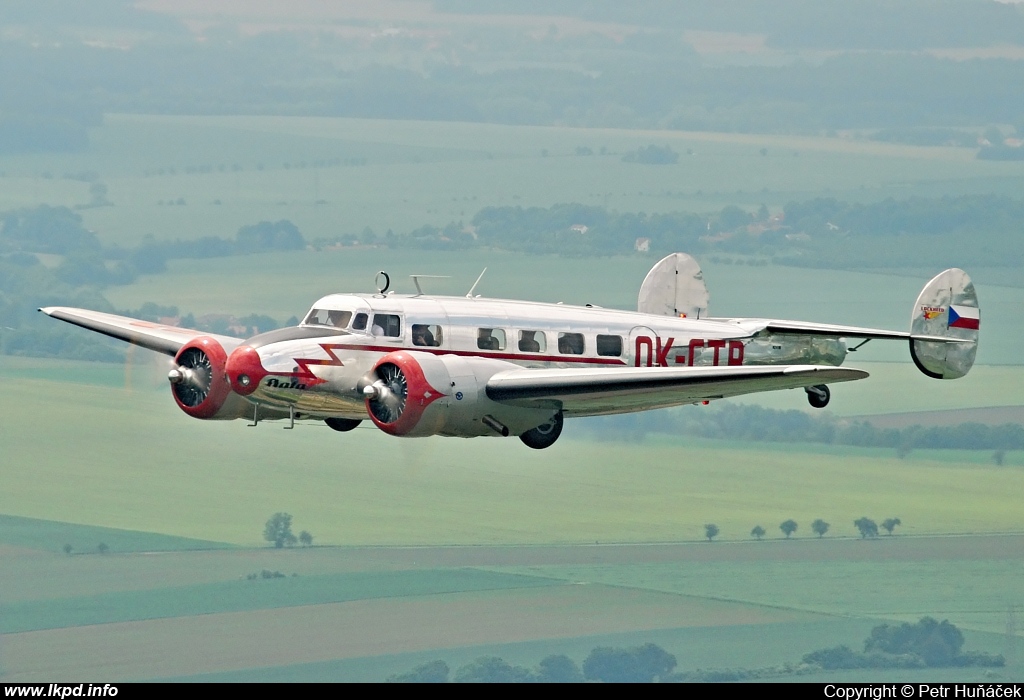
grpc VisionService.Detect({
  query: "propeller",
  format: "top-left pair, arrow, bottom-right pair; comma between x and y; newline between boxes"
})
364,362 -> 408,424
168,346 -> 214,408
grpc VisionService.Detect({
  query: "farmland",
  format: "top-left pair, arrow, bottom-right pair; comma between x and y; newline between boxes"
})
3,114 -> 1023,250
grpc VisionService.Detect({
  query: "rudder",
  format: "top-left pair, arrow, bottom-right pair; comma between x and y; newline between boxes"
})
910,268 -> 979,379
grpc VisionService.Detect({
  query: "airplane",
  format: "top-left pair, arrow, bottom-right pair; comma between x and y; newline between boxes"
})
40,253 -> 980,449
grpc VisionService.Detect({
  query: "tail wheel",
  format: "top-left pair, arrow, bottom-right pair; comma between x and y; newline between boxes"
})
325,417 -> 361,432
806,384 -> 830,409
520,411 -> 563,450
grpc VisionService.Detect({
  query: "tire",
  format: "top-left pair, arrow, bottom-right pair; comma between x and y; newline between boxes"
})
519,411 -> 564,449
806,384 -> 830,409
325,417 -> 362,432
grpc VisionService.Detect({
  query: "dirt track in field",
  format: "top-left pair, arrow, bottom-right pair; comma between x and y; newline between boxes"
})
0,583 -> 818,681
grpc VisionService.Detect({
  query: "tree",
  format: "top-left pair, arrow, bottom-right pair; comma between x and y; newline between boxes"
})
299,530 -> 313,547
865,617 -> 964,667
263,512 -> 297,548
854,517 -> 879,538
97,542 -> 109,554
751,525 -> 766,540
583,643 -> 676,683
780,519 -> 798,538
811,519 -> 830,538
387,660 -> 450,683
881,517 -> 902,536
454,656 -> 534,683
62,543 -> 73,555
704,523 -> 719,542
535,655 -> 583,683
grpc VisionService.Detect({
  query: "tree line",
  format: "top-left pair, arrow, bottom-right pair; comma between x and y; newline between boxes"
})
386,616 -> 1001,682
580,403 -> 1024,454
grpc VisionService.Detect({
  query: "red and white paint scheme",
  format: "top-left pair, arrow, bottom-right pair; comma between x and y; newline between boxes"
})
40,254 -> 980,449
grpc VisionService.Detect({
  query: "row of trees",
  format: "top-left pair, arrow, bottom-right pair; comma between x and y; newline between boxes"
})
388,643 -> 677,683
384,192 -> 1024,269
706,517 -> 902,541
582,403 -> 1024,453
387,617 -> 1002,682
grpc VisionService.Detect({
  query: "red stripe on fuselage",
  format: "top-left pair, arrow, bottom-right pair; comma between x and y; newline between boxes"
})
340,343 -> 629,366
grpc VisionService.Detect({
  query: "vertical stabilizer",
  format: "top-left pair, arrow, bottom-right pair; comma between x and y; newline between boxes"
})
637,253 -> 710,318
909,268 -> 979,379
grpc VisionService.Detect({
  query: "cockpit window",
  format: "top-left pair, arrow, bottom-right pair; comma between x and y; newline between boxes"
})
304,308 -> 352,328
371,313 -> 402,338
352,313 -> 368,331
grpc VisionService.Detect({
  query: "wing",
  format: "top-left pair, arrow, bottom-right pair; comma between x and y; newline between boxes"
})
39,306 -> 244,357
486,364 -> 868,417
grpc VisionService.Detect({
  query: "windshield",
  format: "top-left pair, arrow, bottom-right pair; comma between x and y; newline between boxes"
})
303,308 -> 353,328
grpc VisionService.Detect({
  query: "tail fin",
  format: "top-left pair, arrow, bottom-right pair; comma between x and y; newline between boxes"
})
637,253 -> 710,319
910,268 -> 979,379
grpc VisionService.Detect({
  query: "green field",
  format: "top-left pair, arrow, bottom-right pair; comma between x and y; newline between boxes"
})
3,114 -> 1024,248
3,356 -> 1023,547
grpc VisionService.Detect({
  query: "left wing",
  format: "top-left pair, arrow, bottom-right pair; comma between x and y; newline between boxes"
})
39,306 -> 244,357
486,364 -> 867,417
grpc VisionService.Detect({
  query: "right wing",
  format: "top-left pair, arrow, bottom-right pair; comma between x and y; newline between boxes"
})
39,306 -> 244,357
486,364 -> 868,417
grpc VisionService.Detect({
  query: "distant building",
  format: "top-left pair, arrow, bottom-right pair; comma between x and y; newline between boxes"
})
634,237 -> 651,252
569,224 -> 589,234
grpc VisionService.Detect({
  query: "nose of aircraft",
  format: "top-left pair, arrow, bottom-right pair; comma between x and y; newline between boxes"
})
225,345 -> 268,396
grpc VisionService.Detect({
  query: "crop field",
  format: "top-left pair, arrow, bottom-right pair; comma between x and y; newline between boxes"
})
0,530 -> 1018,681
3,114 -> 1023,247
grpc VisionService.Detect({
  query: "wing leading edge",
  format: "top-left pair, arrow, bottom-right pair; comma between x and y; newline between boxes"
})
486,364 -> 868,417
39,306 -> 243,357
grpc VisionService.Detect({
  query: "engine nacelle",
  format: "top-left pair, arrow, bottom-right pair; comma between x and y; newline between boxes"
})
170,337 -> 250,420
364,351 -> 556,438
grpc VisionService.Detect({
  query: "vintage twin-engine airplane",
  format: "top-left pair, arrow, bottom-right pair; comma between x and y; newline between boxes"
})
41,254 -> 979,449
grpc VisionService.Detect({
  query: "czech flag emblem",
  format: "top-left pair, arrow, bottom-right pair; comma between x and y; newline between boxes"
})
947,305 -> 980,330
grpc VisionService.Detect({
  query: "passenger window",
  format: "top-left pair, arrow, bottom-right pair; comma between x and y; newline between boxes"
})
371,314 -> 402,338
518,330 -> 546,353
558,332 -> 585,355
411,324 -> 442,347
477,328 -> 505,351
596,334 -> 623,357
352,313 -> 368,331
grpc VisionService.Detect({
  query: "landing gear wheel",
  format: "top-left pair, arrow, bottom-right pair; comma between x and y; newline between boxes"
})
325,417 -> 362,432
519,411 -> 563,450
805,384 -> 830,409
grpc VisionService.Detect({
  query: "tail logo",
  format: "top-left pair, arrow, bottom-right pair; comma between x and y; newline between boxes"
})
921,306 -> 945,320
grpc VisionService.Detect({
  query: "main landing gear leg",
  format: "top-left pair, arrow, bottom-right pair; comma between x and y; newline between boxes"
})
519,411 -> 564,450
805,384 -> 830,409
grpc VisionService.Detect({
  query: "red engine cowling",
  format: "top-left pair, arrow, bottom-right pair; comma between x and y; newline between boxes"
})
364,351 -> 555,438
170,337 -> 249,420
